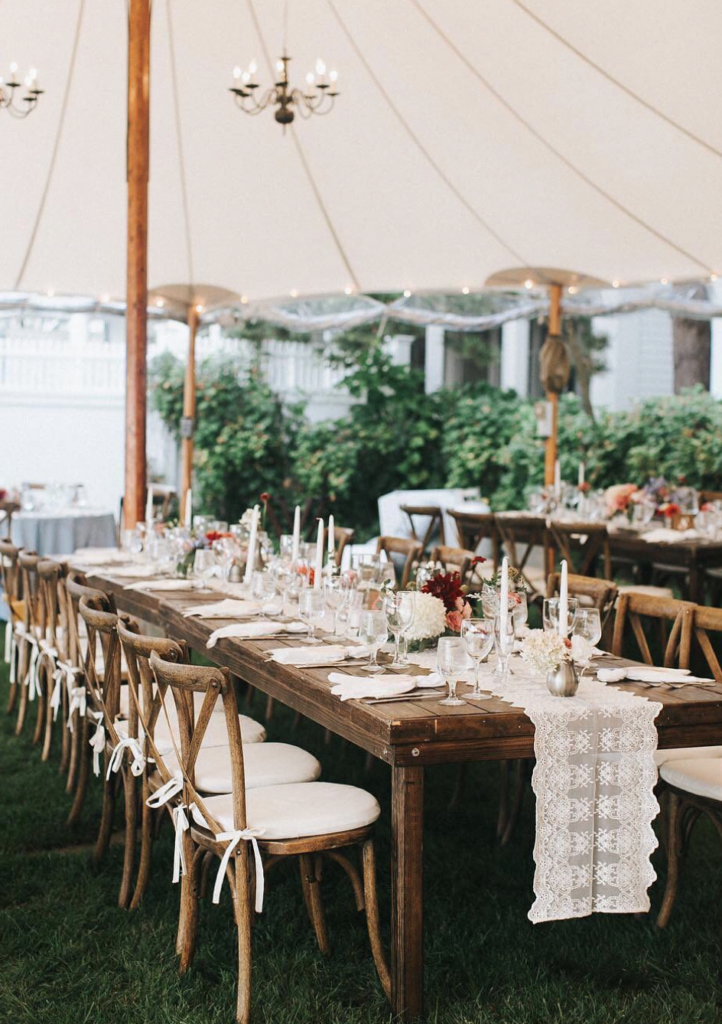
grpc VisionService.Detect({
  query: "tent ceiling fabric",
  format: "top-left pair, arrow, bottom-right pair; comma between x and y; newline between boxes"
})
1,0 -> 721,309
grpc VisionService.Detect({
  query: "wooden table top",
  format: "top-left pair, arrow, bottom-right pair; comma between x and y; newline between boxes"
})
84,569 -> 722,768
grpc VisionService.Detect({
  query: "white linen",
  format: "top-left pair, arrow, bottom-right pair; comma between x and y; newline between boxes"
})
109,564 -> 164,578
327,673 -> 418,701
183,598 -> 262,619
640,528 -> 701,544
124,578 -> 199,592
266,645 -> 369,667
598,667 -> 714,685
206,621 -> 307,648
72,547 -> 128,565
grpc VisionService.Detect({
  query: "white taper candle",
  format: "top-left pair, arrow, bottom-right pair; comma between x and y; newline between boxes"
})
559,558 -> 569,638
314,518 -> 324,589
244,505 -> 259,584
291,505 -> 301,563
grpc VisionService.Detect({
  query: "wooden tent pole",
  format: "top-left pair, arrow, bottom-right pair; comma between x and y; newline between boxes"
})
180,304 -> 198,524
124,0 -> 151,527
543,283 -> 563,487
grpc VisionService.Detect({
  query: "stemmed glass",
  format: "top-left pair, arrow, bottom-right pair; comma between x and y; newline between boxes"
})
324,576 -> 351,641
384,591 -> 415,670
360,610 -> 388,673
212,537 -> 236,581
193,549 -> 216,587
461,618 -> 495,699
299,589 -> 326,644
511,591 -> 528,635
572,608 -> 602,678
542,597 -> 579,635
494,614 -> 516,683
436,637 -> 470,706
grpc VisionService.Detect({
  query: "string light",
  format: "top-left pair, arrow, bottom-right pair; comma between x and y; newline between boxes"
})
156,298 -> 165,308
567,286 -> 578,295
290,289 -> 299,298
240,295 -> 249,304
403,289 -> 411,298
461,286 -> 469,295
524,279 -> 534,289
660,277 -> 669,285
612,280 -> 620,288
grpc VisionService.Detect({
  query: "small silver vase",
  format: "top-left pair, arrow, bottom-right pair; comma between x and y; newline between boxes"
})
546,660 -> 579,697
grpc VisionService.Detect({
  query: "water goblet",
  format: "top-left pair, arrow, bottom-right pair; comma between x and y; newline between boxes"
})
193,549 -> 216,587
299,588 -> 326,644
493,614 -> 516,683
360,610 -> 388,673
338,590 -> 363,638
436,637 -> 469,706
212,537 -> 236,581
384,591 -> 415,669
572,608 -> 602,678
542,596 -> 579,635
324,576 -> 350,641
461,618 -> 495,698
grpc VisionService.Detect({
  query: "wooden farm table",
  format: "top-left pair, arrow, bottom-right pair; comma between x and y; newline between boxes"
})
83,569 -> 722,1022
606,529 -> 722,602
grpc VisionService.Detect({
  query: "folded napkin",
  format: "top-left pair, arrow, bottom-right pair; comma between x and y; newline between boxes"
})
73,547 -> 128,565
124,578 -> 199,592
327,673 -> 418,701
641,528 -> 700,544
598,666 -> 713,685
109,564 -> 163,578
183,598 -> 262,619
267,645 -> 363,667
207,620 -> 307,648
570,636 -> 606,663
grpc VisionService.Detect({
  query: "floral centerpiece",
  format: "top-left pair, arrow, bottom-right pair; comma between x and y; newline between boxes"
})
604,483 -> 640,518
404,591 -> 448,646
520,629 -> 572,674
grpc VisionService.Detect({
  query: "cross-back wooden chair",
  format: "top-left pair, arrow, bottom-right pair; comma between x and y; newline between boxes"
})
35,558 -> 66,763
429,545 -> 488,587
547,571 -> 618,645
494,514 -> 549,600
323,525 -> 355,568
376,536 -> 423,589
399,504 -> 445,553
149,651 -> 390,1023
546,520 -> 612,580
0,499 -> 19,535
611,592 -> 694,668
15,550 -> 45,742
447,511 -> 500,570
1,538 -> 24,716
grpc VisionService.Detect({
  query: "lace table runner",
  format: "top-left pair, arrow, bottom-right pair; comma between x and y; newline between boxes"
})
408,651 -> 662,923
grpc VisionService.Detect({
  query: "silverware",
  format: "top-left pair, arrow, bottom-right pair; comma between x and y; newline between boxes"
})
364,690 -> 446,704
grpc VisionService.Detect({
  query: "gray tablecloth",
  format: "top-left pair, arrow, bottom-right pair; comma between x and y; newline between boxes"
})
11,509 -> 117,556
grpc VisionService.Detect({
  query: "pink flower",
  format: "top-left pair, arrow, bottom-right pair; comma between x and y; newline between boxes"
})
454,596 -> 472,617
446,610 -> 463,633
604,483 -> 639,516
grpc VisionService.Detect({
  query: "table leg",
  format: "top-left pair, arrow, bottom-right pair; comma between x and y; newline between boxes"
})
688,563 -> 702,604
391,765 -> 425,1021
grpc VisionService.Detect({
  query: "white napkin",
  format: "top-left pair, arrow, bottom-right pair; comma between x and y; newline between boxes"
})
183,598 -> 263,619
124,578 -> 199,592
207,620 -> 307,648
641,528 -> 700,544
73,547 -> 128,565
598,666 -> 713,685
267,645 -> 359,667
109,564 -> 163,578
570,636 -> 605,663
327,674 -> 418,701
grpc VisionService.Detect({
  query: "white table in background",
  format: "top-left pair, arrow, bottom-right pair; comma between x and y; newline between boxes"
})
377,488 -> 486,548
11,507 -> 117,556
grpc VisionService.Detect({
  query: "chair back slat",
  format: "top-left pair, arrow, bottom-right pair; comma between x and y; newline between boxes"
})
376,537 -> 423,589
0,538 -> 22,609
690,605 -> 722,681
77,596 -> 124,739
612,592 -> 693,667
547,521 -> 611,579
447,511 -> 499,569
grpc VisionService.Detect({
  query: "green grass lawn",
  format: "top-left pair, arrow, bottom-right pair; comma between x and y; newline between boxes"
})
1,635 -> 721,1024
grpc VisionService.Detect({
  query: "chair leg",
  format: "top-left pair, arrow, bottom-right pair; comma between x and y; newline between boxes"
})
657,792 -> 683,928
66,711 -> 81,792
177,841 -> 202,970
59,690 -> 71,775
41,669 -> 55,762
94,757 -> 117,864
31,670 -> 46,747
15,644 -> 29,735
234,845 -> 253,1024
5,640 -> 18,713
264,695 -> 274,721
66,716 -> 90,826
361,839 -> 391,1001
130,778 -> 153,910
118,766 -> 138,908
299,853 -> 330,955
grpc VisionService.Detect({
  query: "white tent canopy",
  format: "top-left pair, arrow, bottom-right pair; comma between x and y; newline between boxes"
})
1,0 -> 721,313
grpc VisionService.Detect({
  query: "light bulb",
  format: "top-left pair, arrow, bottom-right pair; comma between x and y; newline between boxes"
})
9,62 -> 17,76
461,286 -> 469,295
195,304 -> 203,313
242,70 -> 251,84
524,279 -> 534,289
344,286 -> 353,295
233,65 -> 242,80
711,274 -> 718,282
315,58 -> 326,76
47,288 -> 55,297
248,59 -> 257,75
306,71 -> 315,85
241,295 -> 248,304
568,285 -> 578,295
660,277 -> 668,285
276,60 -> 284,74
28,67 -> 37,81
612,280 -> 620,288
290,288 -> 299,298
156,298 -> 165,307
329,69 -> 338,83
100,293 -> 110,303
403,289 -> 411,298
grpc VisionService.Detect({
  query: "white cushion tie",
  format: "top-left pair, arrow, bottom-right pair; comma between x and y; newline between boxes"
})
146,777 -> 183,809
4,619 -> 13,665
213,828 -> 266,913
106,736 -> 146,779
88,711 -> 106,776
36,640 -> 59,706
49,668 -> 64,719
172,804 -> 190,883
67,686 -> 87,731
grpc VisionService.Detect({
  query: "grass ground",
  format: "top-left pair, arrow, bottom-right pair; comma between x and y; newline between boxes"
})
1,632 -> 721,1024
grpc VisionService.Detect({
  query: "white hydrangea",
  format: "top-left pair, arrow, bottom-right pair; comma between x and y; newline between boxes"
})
520,629 -> 570,675
406,592 -> 447,641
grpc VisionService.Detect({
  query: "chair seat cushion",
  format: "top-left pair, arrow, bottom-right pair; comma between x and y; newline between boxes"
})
193,782 -> 381,840
151,742 -> 320,794
655,745 -> 722,768
116,711 -> 266,751
659,758 -> 722,802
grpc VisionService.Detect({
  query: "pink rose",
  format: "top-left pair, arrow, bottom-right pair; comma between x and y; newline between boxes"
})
446,610 -> 463,633
604,483 -> 638,516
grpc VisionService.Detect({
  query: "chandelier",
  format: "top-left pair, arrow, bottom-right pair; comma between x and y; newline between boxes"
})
0,63 -> 43,118
229,54 -> 339,127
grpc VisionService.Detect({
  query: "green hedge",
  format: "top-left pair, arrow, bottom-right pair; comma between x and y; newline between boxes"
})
150,348 -> 722,539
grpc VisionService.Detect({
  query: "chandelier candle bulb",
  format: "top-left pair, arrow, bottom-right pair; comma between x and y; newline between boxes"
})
244,505 -> 260,584
500,556 -> 509,637
314,518 -> 324,590
291,505 -> 301,563
559,559 -> 569,638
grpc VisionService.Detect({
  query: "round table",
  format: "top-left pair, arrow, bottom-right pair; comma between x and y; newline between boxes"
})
11,507 -> 117,556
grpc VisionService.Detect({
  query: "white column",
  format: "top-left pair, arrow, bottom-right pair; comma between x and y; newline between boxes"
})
500,317 -> 530,395
425,325 -> 445,393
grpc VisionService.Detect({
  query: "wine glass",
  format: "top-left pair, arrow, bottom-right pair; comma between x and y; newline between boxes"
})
461,618 -> 495,699
572,608 -> 602,677
193,549 -> 216,587
360,610 -> 388,673
212,537 -> 236,581
299,588 -> 326,644
324,576 -> 350,641
493,614 -> 515,682
436,637 -> 469,706
384,591 -> 415,669
337,589 -> 363,639
542,597 -> 579,635
510,591 -> 528,635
